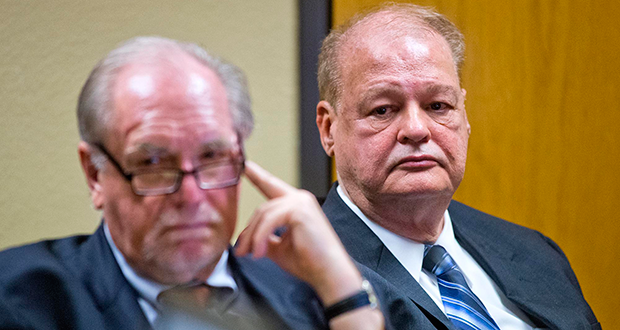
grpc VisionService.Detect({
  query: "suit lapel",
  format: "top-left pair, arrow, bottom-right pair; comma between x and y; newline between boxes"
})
322,184 -> 454,330
75,224 -> 151,330
373,248 -> 455,330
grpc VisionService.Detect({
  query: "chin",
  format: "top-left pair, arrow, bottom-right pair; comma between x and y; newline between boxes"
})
384,175 -> 454,198
385,186 -> 451,199
147,243 -> 225,283
179,241 -> 224,265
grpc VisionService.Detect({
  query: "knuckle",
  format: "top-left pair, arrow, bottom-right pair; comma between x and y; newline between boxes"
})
298,190 -> 316,202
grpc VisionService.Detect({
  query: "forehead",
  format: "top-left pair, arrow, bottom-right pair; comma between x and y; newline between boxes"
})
338,17 -> 459,94
108,53 -> 236,148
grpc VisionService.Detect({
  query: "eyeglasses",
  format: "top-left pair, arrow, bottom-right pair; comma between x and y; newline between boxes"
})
94,143 -> 245,196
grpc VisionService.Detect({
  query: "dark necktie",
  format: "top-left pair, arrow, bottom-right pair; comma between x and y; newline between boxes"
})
157,284 -> 214,310
423,245 -> 501,330
156,284 -> 235,330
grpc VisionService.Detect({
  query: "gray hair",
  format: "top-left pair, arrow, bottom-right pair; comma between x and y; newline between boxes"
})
318,3 -> 465,109
77,36 -> 253,147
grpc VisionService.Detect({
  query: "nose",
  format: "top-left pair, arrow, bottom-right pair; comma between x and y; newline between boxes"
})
174,169 -> 204,205
396,104 -> 431,144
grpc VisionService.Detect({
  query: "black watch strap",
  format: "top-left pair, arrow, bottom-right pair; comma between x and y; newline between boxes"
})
324,279 -> 378,321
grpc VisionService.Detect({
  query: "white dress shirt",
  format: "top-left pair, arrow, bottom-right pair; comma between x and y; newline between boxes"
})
337,185 -> 536,329
104,224 -> 237,325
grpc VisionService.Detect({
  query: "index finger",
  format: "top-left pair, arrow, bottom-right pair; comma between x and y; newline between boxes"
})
244,160 -> 297,199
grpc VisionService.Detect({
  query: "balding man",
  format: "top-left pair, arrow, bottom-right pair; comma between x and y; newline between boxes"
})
0,36 -> 384,330
316,4 -> 599,330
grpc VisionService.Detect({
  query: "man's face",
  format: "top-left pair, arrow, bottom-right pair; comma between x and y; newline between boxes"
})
93,55 -> 240,284
329,25 -> 470,206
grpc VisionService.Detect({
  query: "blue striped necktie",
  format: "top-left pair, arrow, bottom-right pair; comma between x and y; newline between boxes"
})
423,245 -> 500,330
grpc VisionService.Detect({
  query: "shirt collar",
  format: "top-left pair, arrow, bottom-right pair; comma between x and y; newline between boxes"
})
336,184 -> 456,281
103,223 -> 237,308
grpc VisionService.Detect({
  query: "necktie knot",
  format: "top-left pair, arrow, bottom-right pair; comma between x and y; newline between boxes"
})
422,245 -> 500,330
158,284 -> 213,310
423,244 -> 458,277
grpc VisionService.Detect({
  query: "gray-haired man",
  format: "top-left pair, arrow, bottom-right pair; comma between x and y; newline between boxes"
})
0,36 -> 384,330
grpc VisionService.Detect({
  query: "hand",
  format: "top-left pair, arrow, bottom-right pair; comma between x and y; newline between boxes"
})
235,161 -> 362,305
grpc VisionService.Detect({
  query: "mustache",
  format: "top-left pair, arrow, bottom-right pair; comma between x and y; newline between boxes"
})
389,146 -> 442,162
158,202 -> 223,227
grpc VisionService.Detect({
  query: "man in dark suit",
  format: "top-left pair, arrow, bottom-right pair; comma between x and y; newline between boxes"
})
0,36 -> 384,330
315,3 -> 600,330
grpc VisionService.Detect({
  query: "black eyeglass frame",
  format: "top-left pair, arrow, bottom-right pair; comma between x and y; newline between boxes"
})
93,142 -> 245,196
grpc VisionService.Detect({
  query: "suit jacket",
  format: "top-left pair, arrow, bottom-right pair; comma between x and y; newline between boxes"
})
0,223 -> 327,330
323,183 -> 601,330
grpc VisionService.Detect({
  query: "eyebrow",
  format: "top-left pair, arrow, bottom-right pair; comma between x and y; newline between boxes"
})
424,84 -> 461,102
128,143 -> 169,156
357,82 -> 404,108
128,138 -> 234,154
356,82 -> 462,110
198,139 -> 234,152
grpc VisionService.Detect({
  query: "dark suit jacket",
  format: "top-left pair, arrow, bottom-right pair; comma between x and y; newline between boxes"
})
0,223 -> 327,330
323,183 -> 601,330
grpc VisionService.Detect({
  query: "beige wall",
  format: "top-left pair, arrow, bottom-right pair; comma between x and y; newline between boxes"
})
0,1 -> 298,248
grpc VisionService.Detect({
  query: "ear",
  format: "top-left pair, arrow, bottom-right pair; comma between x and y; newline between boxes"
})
316,100 -> 337,157
78,141 -> 105,209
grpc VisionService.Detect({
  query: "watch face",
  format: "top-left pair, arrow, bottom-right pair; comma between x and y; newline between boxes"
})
362,279 -> 378,309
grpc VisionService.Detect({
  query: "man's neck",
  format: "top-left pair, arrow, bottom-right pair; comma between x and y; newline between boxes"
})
338,182 -> 451,243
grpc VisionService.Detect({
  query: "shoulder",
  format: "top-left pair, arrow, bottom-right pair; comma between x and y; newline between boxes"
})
448,200 -> 554,247
449,201 -> 599,327
0,234 -> 91,286
449,200 -> 567,260
449,200 -> 584,294
0,231 -> 115,330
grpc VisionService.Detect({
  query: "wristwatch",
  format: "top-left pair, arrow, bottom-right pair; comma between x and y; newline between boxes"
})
324,279 -> 378,321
